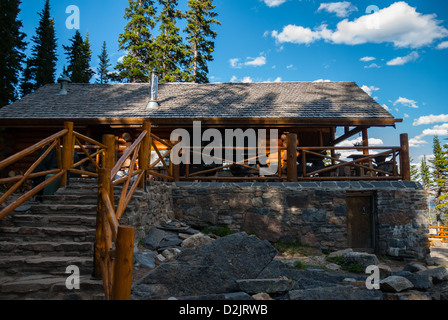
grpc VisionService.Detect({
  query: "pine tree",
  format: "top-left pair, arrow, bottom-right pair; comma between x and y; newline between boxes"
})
421,156 -> 432,191
20,0 -> 57,96
97,41 -> 111,84
183,0 -> 221,83
155,0 -> 187,82
64,31 -> 94,83
430,136 -> 448,224
0,0 -> 27,107
115,0 -> 158,83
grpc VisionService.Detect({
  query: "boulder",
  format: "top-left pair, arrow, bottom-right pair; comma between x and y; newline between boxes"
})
236,278 -> 293,294
132,233 -> 278,299
393,271 -> 432,291
380,276 -> 414,293
343,252 -> 379,269
181,233 -> 214,249
134,251 -> 157,269
403,263 -> 428,273
288,285 -> 383,300
328,249 -> 353,259
418,267 -> 448,283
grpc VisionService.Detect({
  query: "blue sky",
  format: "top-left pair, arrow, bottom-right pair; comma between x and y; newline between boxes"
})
18,0 -> 448,166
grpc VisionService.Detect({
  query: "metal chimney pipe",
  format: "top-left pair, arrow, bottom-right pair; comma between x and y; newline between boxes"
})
147,70 -> 159,110
57,77 -> 71,95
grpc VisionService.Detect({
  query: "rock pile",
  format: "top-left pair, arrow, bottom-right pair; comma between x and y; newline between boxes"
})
131,229 -> 448,300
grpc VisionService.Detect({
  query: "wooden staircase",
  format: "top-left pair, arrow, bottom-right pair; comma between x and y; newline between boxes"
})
0,179 -> 105,300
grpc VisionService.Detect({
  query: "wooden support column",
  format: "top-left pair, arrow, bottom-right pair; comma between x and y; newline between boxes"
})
139,121 -> 151,188
112,225 -> 135,300
330,127 -> 336,165
60,121 -> 74,187
400,134 -> 411,181
103,135 -> 116,170
287,133 -> 298,182
94,168 -> 111,278
362,128 -> 369,156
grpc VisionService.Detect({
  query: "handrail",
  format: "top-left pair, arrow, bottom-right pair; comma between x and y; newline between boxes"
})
0,130 -> 68,220
96,128 -> 149,300
429,226 -> 448,243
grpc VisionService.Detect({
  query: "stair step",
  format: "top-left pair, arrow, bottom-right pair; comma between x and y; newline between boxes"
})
30,204 -> 98,215
0,256 -> 94,276
0,226 -> 95,242
0,274 -> 104,300
0,241 -> 93,257
5,214 -> 97,228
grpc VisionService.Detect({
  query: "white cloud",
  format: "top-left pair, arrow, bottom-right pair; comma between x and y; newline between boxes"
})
336,137 -> 384,159
245,56 -> 267,67
421,123 -> 448,137
229,58 -> 241,69
313,79 -> 332,83
317,1 -> 358,18
361,85 -> 380,96
286,64 -> 294,69
272,2 -> 448,48
230,75 -> 238,83
241,76 -> 254,83
413,114 -> 448,126
262,0 -> 287,8
364,63 -> 381,69
387,51 -> 419,66
360,56 -> 376,62
394,97 -> 419,109
437,41 -> 448,49
382,104 -> 391,111
230,55 -> 266,68
409,136 -> 428,148
273,77 -> 282,83
272,25 -> 321,45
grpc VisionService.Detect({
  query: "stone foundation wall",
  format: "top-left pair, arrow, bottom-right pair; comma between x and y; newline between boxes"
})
166,181 -> 430,260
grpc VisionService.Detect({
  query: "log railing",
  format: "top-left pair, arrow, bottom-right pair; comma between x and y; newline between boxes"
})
0,129 -> 68,219
429,226 -> 448,244
95,127 -> 150,300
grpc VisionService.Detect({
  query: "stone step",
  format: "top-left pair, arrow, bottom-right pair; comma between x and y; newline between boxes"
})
0,241 -> 93,257
0,226 -> 95,242
0,274 -> 104,300
0,256 -> 94,276
4,214 -> 97,229
30,204 -> 98,215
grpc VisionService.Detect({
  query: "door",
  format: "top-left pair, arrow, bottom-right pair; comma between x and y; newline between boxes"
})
346,192 -> 375,252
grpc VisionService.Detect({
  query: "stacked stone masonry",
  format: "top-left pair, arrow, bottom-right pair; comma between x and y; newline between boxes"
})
143,181 -> 430,260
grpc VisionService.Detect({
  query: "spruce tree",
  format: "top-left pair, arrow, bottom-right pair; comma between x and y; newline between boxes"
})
97,41 -> 111,84
64,31 -> 94,83
155,0 -> 187,82
183,0 -> 220,83
115,0 -> 158,83
421,156 -> 432,191
430,136 -> 448,224
20,0 -> 57,96
0,0 -> 27,107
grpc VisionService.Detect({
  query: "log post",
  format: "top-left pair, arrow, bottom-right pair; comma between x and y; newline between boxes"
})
139,121 -> 151,189
94,168 -> 111,278
103,135 -> 116,171
362,128 -> 369,156
400,134 -> 411,181
111,225 -> 135,300
60,121 -> 74,187
286,133 -> 298,182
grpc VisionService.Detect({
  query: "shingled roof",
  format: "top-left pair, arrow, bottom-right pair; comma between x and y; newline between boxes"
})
0,82 -> 398,126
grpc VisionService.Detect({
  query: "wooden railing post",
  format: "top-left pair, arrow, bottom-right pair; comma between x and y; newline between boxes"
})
60,121 -> 74,187
112,225 -> 135,300
103,135 -> 116,170
287,133 -> 298,182
139,121 -> 151,189
400,133 -> 411,181
94,167 -> 111,278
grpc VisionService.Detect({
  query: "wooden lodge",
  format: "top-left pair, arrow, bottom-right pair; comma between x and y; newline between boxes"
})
0,79 -> 407,182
